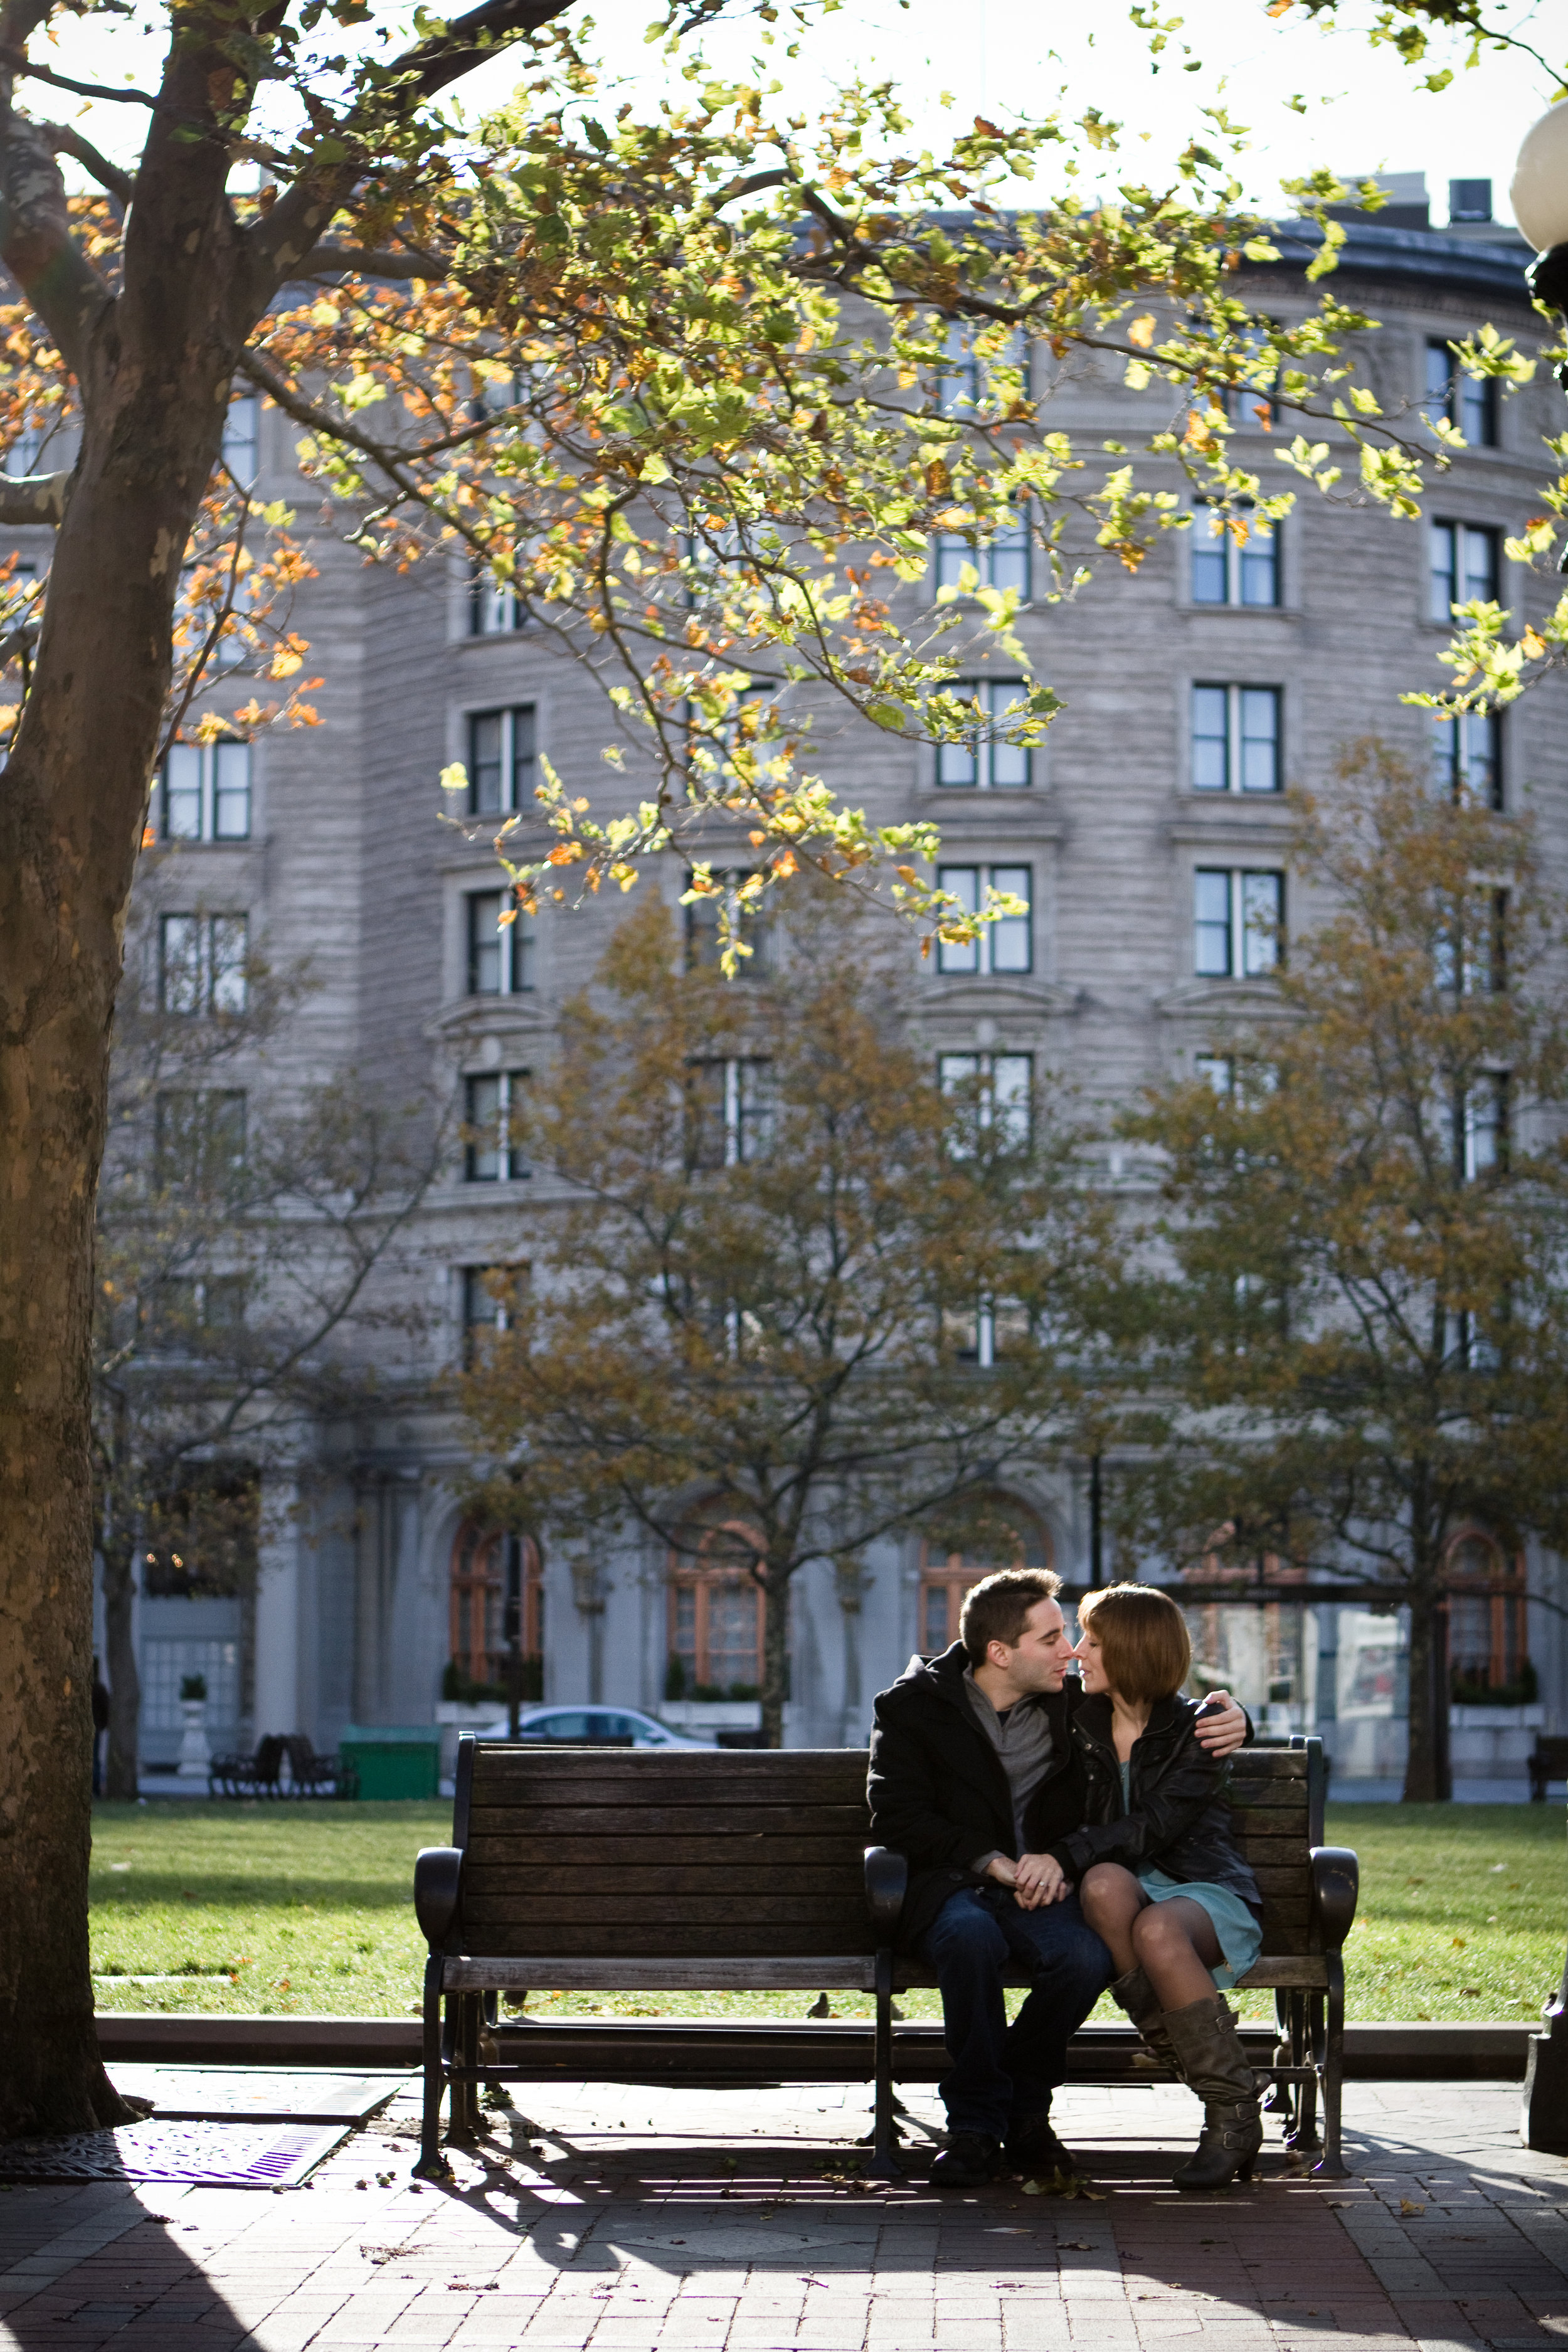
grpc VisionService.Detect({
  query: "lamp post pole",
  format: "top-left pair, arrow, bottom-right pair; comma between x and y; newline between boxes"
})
1512,105 -> 1568,2150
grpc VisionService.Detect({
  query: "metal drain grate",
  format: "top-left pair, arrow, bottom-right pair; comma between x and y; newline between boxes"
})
0,2119 -> 349,2186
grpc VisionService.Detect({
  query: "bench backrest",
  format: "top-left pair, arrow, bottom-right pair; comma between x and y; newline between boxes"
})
453,1740 -> 875,1959
1534,1735 -> 1568,1766
450,1732 -> 1328,1960
1226,1740 -> 1324,1955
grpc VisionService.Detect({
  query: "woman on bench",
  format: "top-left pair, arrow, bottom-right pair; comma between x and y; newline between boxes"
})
1020,1583 -> 1264,2190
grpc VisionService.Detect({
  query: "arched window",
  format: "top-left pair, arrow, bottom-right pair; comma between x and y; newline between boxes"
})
448,1525 -> 544,1699
1447,1530 -> 1528,1699
667,1507 -> 765,1700
918,1499 -> 1052,1658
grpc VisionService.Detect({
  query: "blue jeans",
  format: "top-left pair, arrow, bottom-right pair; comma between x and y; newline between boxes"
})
923,1883 -> 1111,2140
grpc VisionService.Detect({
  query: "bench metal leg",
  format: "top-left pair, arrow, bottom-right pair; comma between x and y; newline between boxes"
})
447,1993 -> 482,2147
1288,1993 -> 1322,2154
1263,1991 -> 1295,2122
1311,1956 -> 1349,2180
867,1949 -> 904,2180
414,1954 -> 451,2179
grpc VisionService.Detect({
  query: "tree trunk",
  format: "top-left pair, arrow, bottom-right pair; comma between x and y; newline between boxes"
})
760,1563 -> 791,1749
1402,1581 -> 1452,1803
102,1535 -> 140,1801
0,354 -> 233,2132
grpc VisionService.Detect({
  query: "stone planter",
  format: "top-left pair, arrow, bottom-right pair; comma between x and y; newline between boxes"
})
176,1699 -> 210,1782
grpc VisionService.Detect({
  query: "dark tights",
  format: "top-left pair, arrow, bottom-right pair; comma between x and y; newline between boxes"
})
1079,1862 -> 1222,2010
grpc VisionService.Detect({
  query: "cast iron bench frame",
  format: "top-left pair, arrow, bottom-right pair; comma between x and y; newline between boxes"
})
411,1734 -> 1357,2180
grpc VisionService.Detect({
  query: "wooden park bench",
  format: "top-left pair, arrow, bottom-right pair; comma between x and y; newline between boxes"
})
208,1733 -> 287,1798
411,1734 -> 1357,2180
1528,1734 -> 1568,1801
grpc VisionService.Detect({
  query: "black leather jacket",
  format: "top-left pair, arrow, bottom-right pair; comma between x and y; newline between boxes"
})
1046,1691 -> 1262,1911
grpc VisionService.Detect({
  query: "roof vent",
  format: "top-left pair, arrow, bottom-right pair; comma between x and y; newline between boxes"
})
1449,178 -> 1493,224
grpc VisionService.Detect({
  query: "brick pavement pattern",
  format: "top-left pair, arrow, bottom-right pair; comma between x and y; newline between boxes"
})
3,2078 -> 1568,2352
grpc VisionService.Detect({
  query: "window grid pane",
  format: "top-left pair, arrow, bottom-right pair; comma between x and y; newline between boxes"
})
1241,871 -> 1283,975
470,712 -> 504,815
1192,511 -> 1229,605
1194,870 -> 1232,976
467,892 -> 503,995
988,865 -> 1032,974
1192,686 -> 1230,791
159,915 -> 203,1015
1430,521 -> 1457,623
1239,689 -> 1280,794
209,915 -> 248,1014
1462,526 -> 1497,604
936,867 -> 980,975
164,744 -> 203,840
1239,527 -> 1278,608
212,742 -> 251,840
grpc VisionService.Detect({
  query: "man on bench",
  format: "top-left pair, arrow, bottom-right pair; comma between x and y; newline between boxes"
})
868,1565 -> 1248,2186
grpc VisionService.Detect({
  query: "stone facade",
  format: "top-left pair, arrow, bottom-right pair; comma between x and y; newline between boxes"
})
88,196 -> 1568,1782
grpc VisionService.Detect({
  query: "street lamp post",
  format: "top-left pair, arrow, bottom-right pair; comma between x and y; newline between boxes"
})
1512,105 -> 1568,2148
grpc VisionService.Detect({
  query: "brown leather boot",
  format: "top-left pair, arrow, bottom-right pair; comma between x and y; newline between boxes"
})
1109,1964 -> 1179,2073
1162,1993 -> 1263,2190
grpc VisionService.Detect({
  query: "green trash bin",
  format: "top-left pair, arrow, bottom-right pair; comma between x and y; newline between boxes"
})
337,1724 -> 441,1800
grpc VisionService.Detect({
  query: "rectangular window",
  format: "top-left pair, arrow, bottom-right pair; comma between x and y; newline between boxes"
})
684,869 -> 776,978
1426,340 -> 1497,447
221,394 -> 259,489
160,740 -> 251,842
1195,1054 -> 1236,1095
1194,869 -> 1284,979
1430,710 -> 1501,809
1191,684 -> 1281,795
936,866 -> 1033,976
460,1264 -> 523,1362
154,1091 -> 246,1192
1429,521 -> 1498,622
1191,509 -> 1279,607
159,913 -> 248,1015
939,1050 -> 1033,1147
468,706 -> 537,817
464,1070 -> 528,1182
469,562 -> 524,635
935,679 -> 1033,789
935,504 -> 1031,601
934,321 -> 1027,418
465,889 -> 534,995
1462,1073 -> 1508,1179
149,1275 -> 246,1349
686,1057 -> 775,1170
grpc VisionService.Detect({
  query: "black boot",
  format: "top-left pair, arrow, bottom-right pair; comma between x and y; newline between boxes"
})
1003,2111 -> 1079,2178
930,2130 -> 1002,2188
1162,1994 -> 1263,2190
1109,1964 -> 1178,2073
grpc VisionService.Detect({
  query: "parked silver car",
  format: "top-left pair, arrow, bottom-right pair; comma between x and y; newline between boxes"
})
476,1703 -> 709,1749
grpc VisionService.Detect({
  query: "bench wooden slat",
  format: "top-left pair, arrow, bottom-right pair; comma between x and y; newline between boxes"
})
444,1956 -> 876,1991
465,1894 -> 874,1929
1229,1806 -> 1308,1837
464,1863 -> 867,1897
465,1803 -> 872,1836
460,1833 -> 871,1870
1234,1956 -> 1330,1989
454,1926 -> 879,1959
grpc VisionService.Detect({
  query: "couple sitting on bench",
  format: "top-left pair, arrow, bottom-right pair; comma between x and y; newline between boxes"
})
868,1565 -> 1261,2190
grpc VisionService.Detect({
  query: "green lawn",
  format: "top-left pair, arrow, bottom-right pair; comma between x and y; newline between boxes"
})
87,1799 -> 1568,2025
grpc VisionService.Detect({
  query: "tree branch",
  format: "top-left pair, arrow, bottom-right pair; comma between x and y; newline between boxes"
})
0,468 -> 67,524
0,49 -> 160,110
0,109 -> 110,374
38,121 -> 134,209
294,241 -> 447,280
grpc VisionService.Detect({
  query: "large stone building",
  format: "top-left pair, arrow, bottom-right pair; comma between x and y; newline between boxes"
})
89,171 -> 1568,1793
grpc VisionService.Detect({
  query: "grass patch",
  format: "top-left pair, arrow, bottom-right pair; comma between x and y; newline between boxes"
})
88,1798 -> 1567,2025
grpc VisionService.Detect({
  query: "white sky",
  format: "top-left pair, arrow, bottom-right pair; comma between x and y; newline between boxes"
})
41,0 -> 1564,231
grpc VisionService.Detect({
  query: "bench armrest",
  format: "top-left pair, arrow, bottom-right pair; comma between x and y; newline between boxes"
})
415,1846 -> 464,1949
864,1845 -> 908,1941
1309,1846 -> 1359,1952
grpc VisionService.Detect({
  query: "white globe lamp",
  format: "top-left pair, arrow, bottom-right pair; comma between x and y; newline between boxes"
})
1513,102 -> 1568,255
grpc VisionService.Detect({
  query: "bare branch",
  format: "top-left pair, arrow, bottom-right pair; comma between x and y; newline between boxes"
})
0,469 -> 67,524
38,121 -> 134,208
0,48 -> 161,110
294,242 -> 447,280
0,111 -> 109,373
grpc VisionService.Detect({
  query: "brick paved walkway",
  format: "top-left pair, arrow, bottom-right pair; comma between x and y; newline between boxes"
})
4,2075 -> 1568,2352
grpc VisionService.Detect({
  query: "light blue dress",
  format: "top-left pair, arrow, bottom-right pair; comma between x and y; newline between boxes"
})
1116,1761 -> 1263,1991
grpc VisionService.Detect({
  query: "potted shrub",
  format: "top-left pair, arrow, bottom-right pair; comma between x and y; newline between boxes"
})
176,1671 -> 210,1782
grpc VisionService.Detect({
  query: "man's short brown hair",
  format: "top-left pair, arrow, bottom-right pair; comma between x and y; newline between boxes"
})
1076,1582 -> 1192,1706
959,1567 -> 1063,1666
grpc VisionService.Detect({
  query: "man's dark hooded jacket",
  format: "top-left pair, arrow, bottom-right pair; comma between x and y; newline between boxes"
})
866,1641 -> 1094,1951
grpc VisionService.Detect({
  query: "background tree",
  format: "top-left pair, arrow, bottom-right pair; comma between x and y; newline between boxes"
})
0,0 -> 1518,2136
93,924 -> 443,1798
1119,741 -> 1568,1803
461,894 -> 1116,1745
